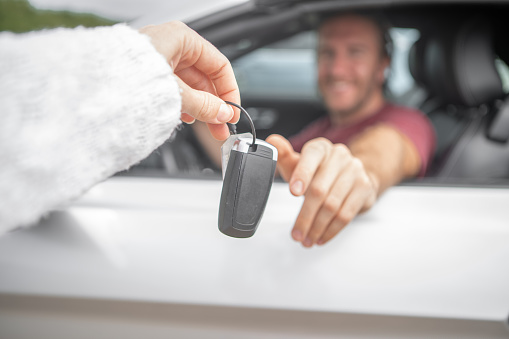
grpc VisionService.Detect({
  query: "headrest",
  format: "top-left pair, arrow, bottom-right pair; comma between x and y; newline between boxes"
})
419,17 -> 504,106
408,36 -> 427,88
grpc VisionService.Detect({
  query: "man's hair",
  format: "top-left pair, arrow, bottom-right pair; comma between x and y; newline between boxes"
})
317,11 -> 394,60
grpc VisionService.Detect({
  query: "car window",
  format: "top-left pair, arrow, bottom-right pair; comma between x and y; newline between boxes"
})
387,28 -> 420,98
228,24 -> 509,186
232,31 -> 319,101
9,2 -> 508,185
495,58 -> 509,93
231,27 -> 421,104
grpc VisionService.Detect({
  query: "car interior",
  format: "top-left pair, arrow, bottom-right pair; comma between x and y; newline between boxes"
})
122,1 -> 509,186
407,12 -> 509,183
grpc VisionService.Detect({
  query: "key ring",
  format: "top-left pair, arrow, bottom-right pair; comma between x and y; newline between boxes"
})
225,101 -> 256,146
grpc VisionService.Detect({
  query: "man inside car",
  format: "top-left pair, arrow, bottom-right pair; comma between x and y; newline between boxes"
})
195,12 -> 436,247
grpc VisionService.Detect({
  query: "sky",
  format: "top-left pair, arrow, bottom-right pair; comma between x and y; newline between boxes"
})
28,0 -> 246,27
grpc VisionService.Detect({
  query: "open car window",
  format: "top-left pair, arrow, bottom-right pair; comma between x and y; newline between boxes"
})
119,3 -> 509,187
231,27 -> 422,106
232,30 -> 319,101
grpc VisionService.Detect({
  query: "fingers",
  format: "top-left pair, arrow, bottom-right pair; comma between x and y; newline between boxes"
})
317,174 -> 371,245
309,160 -> 369,246
294,147 -> 354,245
182,30 -> 241,119
265,134 -> 300,182
176,76 -> 234,140
140,21 -> 240,139
205,122 -> 231,141
169,22 -> 241,124
289,138 -> 332,196
175,66 -> 235,140
287,139 -> 377,248
180,113 -> 195,124
290,140 -> 346,244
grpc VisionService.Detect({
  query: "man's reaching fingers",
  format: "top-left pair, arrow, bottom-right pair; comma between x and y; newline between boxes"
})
266,134 -> 300,182
289,138 -> 332,196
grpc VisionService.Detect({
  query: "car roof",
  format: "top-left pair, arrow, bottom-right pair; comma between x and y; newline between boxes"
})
129,0 -> 249,28
178,0 -> 509,63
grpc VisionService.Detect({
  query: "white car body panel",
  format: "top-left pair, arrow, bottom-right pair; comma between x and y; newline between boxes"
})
1,177 -> 508,334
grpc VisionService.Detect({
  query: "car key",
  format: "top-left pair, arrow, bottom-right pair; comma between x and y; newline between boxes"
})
218,102 -> 278,238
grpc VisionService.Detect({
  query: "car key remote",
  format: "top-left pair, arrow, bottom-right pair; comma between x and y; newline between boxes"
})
218,102 -> 278,238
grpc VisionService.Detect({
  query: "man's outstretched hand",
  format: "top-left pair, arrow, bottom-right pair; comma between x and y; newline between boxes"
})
266,134 -> 377,247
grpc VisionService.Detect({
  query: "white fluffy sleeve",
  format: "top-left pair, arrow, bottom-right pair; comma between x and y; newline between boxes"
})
0,24 -> 183,234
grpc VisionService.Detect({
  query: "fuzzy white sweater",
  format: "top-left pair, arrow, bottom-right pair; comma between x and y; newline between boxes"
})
0,24 -> 183,235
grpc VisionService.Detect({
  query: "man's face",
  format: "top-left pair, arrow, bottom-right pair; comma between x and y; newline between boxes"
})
317,15 -> 389,121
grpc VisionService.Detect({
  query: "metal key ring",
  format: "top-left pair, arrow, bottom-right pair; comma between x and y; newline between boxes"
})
225,101 -> 256,146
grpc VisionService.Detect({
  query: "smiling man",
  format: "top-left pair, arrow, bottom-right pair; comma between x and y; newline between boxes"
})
266,12 -> 436,247
319,13 -> 389,126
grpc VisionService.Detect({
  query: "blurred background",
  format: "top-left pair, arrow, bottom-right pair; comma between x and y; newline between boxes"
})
0,0 -> 244,32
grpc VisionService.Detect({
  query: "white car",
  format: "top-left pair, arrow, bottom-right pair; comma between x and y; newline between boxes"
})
1,0 -> 509,338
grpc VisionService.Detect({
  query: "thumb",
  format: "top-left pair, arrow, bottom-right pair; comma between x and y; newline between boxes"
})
176,76 -> 237,125
266,134 -> 300,182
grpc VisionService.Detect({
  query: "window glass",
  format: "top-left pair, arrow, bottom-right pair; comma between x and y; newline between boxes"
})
232,31 -> 319,101
231,27 -> 421,103
495,58 -> 509,93
387,28 -> 420,96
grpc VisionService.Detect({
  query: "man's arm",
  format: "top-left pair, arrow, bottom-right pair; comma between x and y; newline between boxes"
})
349,123 -> 421,198
266,123 -> 421,247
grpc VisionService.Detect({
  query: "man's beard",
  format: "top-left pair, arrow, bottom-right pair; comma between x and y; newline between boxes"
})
328,98 -> 367,122
322,79 -> 379,125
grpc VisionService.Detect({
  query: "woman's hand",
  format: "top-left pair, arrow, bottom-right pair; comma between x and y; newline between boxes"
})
140,21 -> 240,140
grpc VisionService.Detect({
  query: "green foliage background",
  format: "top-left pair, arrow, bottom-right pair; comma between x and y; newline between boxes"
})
0,0 -> 118,32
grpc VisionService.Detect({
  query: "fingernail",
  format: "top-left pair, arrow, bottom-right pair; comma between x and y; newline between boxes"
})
291,180 -> 304,195
317,239 -> 325,246
218,103 -> 234,123
292,229 -> 303,241
303,238 -> 313,247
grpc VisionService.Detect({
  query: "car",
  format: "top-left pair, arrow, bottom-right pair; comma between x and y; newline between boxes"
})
1,0 -> 509,338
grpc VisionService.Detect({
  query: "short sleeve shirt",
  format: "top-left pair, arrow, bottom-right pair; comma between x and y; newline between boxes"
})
288,103 -> 437,176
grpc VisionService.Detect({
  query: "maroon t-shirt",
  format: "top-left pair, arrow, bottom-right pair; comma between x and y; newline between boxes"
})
289,103 -> 436,176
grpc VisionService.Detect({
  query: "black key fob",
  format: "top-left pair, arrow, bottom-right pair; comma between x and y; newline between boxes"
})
218,134 -> 278,238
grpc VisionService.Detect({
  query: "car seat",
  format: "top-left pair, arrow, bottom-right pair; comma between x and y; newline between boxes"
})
409,16 -> 509,181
